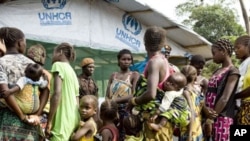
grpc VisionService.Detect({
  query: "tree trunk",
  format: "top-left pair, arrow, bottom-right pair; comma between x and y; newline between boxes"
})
239,0 -> 250,35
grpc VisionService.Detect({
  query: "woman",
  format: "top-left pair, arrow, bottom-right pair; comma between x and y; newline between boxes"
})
0,27 -> 49,140
106,49 -> 139,141
128,26 -> 172,140
234,35 -> 250,125
204,39 -> 240,141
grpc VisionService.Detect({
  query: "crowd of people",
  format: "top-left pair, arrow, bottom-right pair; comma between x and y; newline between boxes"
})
0,26 -> 250,141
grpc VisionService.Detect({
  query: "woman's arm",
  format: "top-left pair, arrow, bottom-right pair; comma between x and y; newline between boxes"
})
131,71 -> 140,94
135,59 -> 160,104
214,73 -> 239,114
0,84 -> 26,120
235,87 -> 250,99
201,78 -> 208,95
35,87 -> 49,115
46,72 -> 62,135
3,85 -> 20,97
114,95 -> 133,103
105,73 -> 115,99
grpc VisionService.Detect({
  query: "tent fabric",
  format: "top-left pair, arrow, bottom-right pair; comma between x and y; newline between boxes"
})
0,0 -> 212,58
0,0 -> 212,96
26,39 -> 138,97
106,0 -> 212,59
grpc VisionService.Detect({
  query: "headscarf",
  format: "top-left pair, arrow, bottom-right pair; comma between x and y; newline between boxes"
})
81,58 -> 94,67
26,44 -> 46,65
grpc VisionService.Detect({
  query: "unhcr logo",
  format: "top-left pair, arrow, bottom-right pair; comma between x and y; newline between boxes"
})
115,13 -> 142,51
42,0 -> 66,9
122,13 -> 142,35
39,0 -> 72,26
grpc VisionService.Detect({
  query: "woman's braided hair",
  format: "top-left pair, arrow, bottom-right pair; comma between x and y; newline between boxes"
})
212,38 -> 233,57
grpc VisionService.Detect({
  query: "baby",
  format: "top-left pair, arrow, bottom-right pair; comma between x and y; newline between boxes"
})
0,63 -> 48,114
148,72 -> 191,131
130,72 -> 191,133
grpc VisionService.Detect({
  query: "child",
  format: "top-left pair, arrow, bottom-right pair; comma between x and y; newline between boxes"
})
45,42 -> 80,140
123,114 -> 143,141
146,72 -> 191,132
0,63 -> 48,115
71,95 -> 98,141
106,49 -> 139,141
180,65 -> 204,141
234,35 -> 250,124
190,55 -> 208,95
96,100 -> 119,141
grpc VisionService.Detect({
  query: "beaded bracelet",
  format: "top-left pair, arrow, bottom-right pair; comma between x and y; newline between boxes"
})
131,97 -> 138,106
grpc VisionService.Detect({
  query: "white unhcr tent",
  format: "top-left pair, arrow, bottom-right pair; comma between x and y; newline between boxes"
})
107,0 -> 212,59
0,0 -> 212,96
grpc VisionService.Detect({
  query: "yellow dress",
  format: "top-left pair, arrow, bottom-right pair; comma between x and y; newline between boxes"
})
125,132 -> 144,141
237,63 -> 250,124
180,90 -> 204,141
144,121 -> 174,141
79,118 -> 97,141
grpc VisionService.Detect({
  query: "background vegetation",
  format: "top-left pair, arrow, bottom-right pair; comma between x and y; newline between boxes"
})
175,0 -> 249,78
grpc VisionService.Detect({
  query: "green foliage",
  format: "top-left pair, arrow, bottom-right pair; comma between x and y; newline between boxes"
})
176,1 -> 246,43
176,0 -> 244,78
202,55 -> 240,78
202,60 -> 219,78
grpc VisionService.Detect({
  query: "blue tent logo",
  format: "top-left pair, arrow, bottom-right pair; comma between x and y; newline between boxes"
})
42,0 -> 67,9
122,13 -> 142,35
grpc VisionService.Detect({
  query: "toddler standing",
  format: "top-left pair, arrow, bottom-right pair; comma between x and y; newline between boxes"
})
71,95 -> 98,141
97,100 -> 119,141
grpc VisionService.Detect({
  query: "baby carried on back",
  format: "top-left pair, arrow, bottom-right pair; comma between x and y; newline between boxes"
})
0,63 -> 48,114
